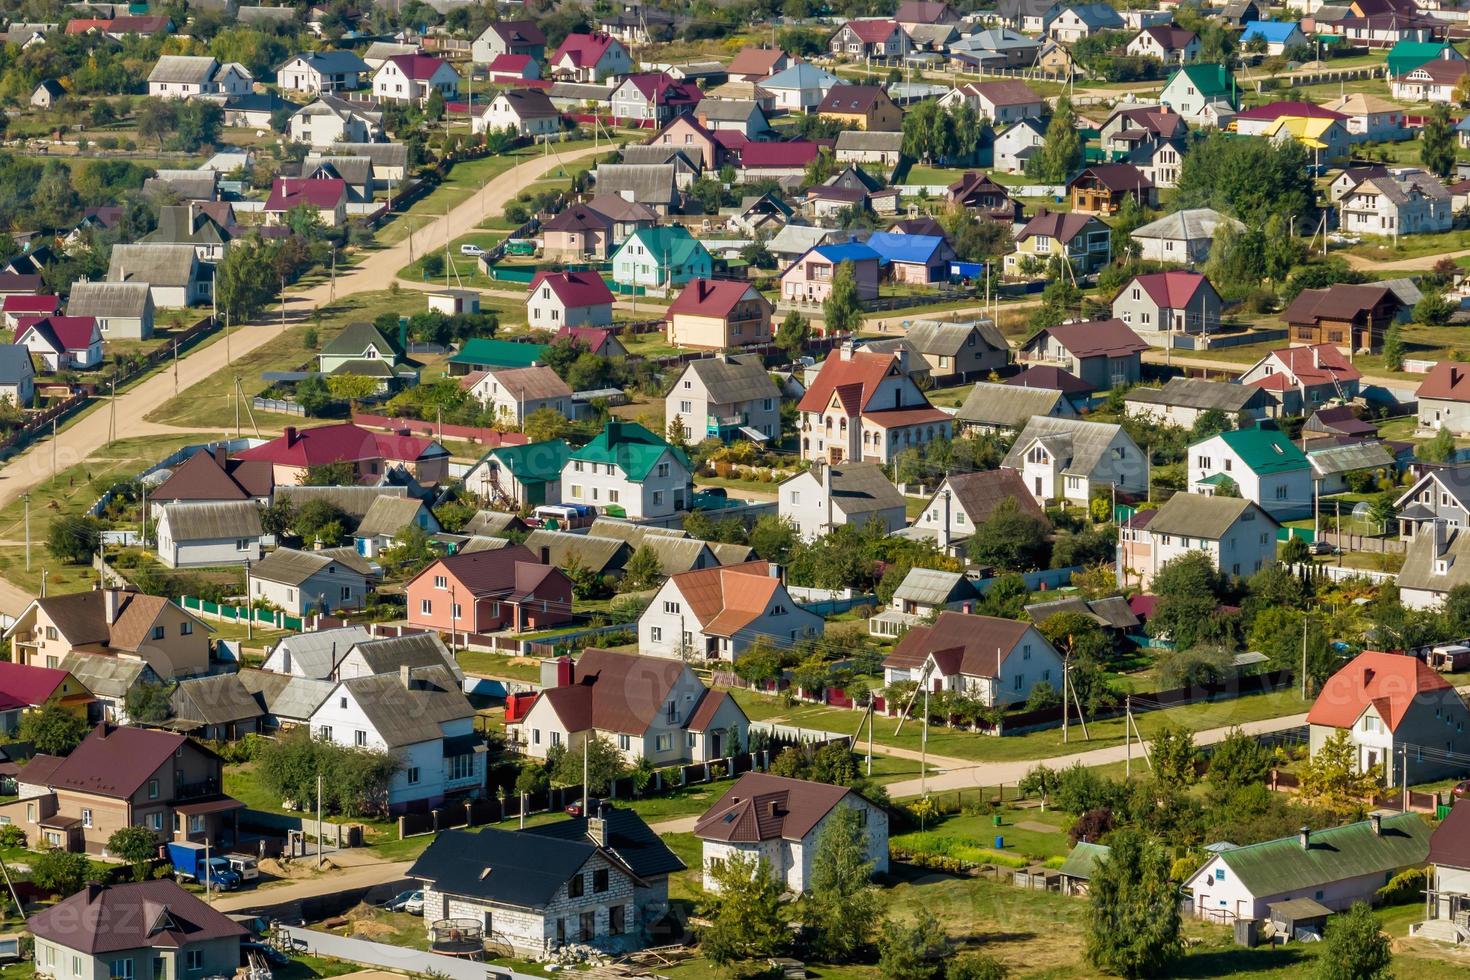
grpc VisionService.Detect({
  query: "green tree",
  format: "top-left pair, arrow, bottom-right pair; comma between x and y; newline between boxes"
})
1382,322 -> 1405,371
216,240 -> 279,322
701,853 -> 787,964
524,407 -> 570,443
823,261 -> 863,335
1416,286 -> 1454,325
621,544 -> 665,592
950,952 -> 1011,980
1150,724 -> 1198,791
547,734 -> 626,795
293,498 -> 350,546
325,374 -> 381,404
805,802 -> 882,962
18,703 -> 88,755
775,310 -> 811,362
1420,426 -> 1458,463
46,515 -> 102,564
303,462 -> 356,487
1086,829 -> 1183,978
902,99 -> 938,162
1029,96 -> 1083,183
1146,551 -> 1226,650
1315,902 -> 1392,980
1300,729 -> 1381,809
967,498 -> 1050,571
30,848 -> 90,897
877,908 -> 951,980
108,825 -> 160,881
254,729 -> 400,818
1207,727 -> 1273,795
124,681 -> 175,725
1175,129 -> 1315,221
748,514 -> 799,563
1422,102 -> 1457,178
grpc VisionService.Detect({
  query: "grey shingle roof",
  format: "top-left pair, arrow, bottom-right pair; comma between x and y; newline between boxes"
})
355,495 -> 428,538
680,354 -> 780,405
461,510 -> 524,536
273,485 -> 408,519
1131,207 -> 1244,242
1308,441 -> 1394,478
329,142 -> 406,170
249,547 -> 370,587
59,652 -> 148,699
159,500 -> 262,540
522,529 -> 629,574
265,625 -> 374,678
1002,416 -> 1131,478
149,55 -> 218,86
892,567 -> 978,606
835,130 -> 904,151
1139,493 -> 1276,540
700,99 -> 764,123
239,669 -> 336,722
107,244 -> 199,288
339,665 -> 474,747
1400,526 -> 1470,594
1124,377 -> 1261,414
347,633 -> 461,681
66,281 -> 151,319
0,344 -> 34,384
170,673 -> 262,726
823,461 -> 904,518
957,382 -> 1068,430
594,164 -> 676,205
904,319 -> 1007,357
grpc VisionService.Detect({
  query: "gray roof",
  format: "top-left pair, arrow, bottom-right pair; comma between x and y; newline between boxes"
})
587,519 -> 686,544
149,55 -> 218,86
273,485 -> 408,520
892,567 -> 978,606
238,669 -> 335,722
594,164 -> 676,205
461,510 -> 523,536
1308,441 -> 1394,478
821,461 -> 904,518
0,344 -> 35,384
249,547 -> 371,587
265,625 -> 374,678
355,496 -> 429,539
957,382 -> 1069,430
59,652 -> 149,699
303,154 -> 373,187
710,541 -> 755,564
638,536 -> 715,576
146,170 -> 219,200
328,142 -> 406,169
1002,416 -> 1132,478
159,500 -> 262,540
1140,493 -> 1277,540
288,50 -> 370,76
835,130 -> 904,152
767,224 -> 842,257
107,244 -> 199,288
700,99 -> 764,123
362,41 -> 420,61
1124,377 -> 1262,414
1025,595 -> 1138,630
619,145 -> 700,169
1369,277 -> 1423,308
904,319 -> 1008,357
522,529 -> 629,574
679,354 -> 780,405
1131,207 -> 1244,242
170,674 -> 262,726
347,633 -> 461,681
1401,526 -> 1470,594
237,5 -> 298,23
459,535 -> 515,553
337,665 -> 475,747
67,281 -> 151,319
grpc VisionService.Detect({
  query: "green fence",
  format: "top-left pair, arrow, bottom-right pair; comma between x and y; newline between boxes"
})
179,596 -> 303,631
483,266 -> 537,283
1279,527 -> 1314,543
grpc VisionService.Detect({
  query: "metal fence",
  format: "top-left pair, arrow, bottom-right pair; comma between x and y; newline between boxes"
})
178,595 -> 303,631
277,926 -> 541,980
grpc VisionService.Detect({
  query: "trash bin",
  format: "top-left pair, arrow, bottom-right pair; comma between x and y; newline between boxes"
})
992,814 -> 1003,827
994,835 -> 1004,849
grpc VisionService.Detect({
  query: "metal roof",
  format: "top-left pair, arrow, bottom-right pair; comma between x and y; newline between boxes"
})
957,382 -> 1069,430
1212,814 -> 1428,898
892,567 -> 977,606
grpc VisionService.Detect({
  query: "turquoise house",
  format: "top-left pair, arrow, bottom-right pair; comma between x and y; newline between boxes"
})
610,226 -> 714,289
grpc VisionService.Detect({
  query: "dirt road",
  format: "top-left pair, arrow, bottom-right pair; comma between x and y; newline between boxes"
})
1341,247 -> 1470,273
210,859 -> 415,915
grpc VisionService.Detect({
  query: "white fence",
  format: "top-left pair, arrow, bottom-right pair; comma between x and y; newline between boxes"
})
1288,562 -> 1397,585
278,926 -> 541,980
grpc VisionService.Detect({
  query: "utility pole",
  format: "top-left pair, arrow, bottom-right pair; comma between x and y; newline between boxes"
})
921,684 -> 929,798
1062,658 -> 1070,743
1301,614 -> 1309,700
244,559 -> 252,641
316,772 -> 324,869
1125,695 -> 1131,777
582,735 -> 590,817
173,340 -> 179,395
51,418 -> 56,485
108,378 -> 116,443
22,494 -> 30,571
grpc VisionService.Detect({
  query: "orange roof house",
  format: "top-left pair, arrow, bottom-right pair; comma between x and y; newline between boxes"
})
638,561 -> 825,662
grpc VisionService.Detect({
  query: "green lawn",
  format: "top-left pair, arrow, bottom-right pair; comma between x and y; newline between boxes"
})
1338,227 -> 1470,263
456,649 -> 544,682
891,804 -> 1074,868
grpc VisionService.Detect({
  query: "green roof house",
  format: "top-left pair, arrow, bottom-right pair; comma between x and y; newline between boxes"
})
610,226 -> 714,290
449,337 -> 551,374
464,439 -> 572,509
1183,813 -> 1430,922
1386,40 -> 1463,79
1058,841 -> 1110,896
1188,426 -> 1311,520
562,420 -> 693,519
1160,63 -> 1238,118
318,321 -> 414,385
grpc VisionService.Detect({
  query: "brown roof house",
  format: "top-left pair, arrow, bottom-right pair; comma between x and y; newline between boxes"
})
1420,800 -> 1470,943
909,469 -> 1049,554
147,445 -> 274,512
30,880 -> 247,980
1004,208 -> 1112,276
1417,360 -> 1470,436
881,610 -> 1065,707
1282,283 -> 1402,354
694,772 -> 888,893
5,587 -> 212,681
1068,163 -> 1156,215
816,84 -> 903,131
1017,319 -> 1149,392
0,722 -> 240,853
638,561 -> 824,662
514,648 -> 749,765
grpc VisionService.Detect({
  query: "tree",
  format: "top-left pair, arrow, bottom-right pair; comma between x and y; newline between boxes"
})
1146,551 -> 1226,650
967,498 -> 1050,571
1175,129 -> 1315,222
108,825 -> 160,881
805,802 -> 881,962
325,374 -> 380,404
1150,724 -> 1198,791
1029,97 -> 1082,183
877,909 -> 951,980
1423,102 -> 1457,178
1382,322 -> 1405,371
1416,286 -> 1454,326
304,462 -> 357,487
1207,727 -> 1273,794
701,853 -> 787,964
18,703 -> 88,755
523,406 -> 570,443
30,848 -> 90,897
1316,902 -> 1392,980
950,953 -> 1011,980
775,310 -> 811,362
255,729 -> 400,817
47,515 -> 102,564
124,681 -> 175,725
293,497 -> 349,546
749,514 -> 799,562
296,375 -> 332,417
621,544 -> 665,592
548,734 -> 626,795
1300,729 -> 1381,809
1086,829 -> 1183,978
216,240 -> 279,322
1420,426 -> 1458,463
823,261 -> 863,335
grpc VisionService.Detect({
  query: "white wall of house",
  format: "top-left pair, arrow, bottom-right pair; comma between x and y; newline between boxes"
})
638,576 -> 824,662
1419,397 -> 1470,436
1186,855 -> 1397,922
701,798 -> 888,893
561,451 -> 689,518
778,469 -> 906,541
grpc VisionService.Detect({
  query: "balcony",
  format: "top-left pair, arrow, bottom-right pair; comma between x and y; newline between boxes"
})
175,778 -> 222,802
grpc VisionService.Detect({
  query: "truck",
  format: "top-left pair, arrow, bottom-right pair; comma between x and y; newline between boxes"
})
167,842 -> 242,891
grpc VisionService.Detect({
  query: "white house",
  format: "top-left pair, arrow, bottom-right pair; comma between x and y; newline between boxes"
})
261,625 -> 374,676
1416,361 -> 1470,436
798,343 -> 952,465
639,561 -> 823,661
353,495 -> 440,559
993,118 -> 1046,174
694,773 -> 888,893
372,54 -> 459,105
561,421 -> 692,519
0,344 -> 34,408
461,365 -> 573,426
548,32 -> 632,83
881,610 -> 1065,707
908,469 -> 1049,553
526,270 -> 614,330
154,501 -> 264,569
868,567 -> 980,638
1123,377 -> 1271,428
276,50 -> 369,95
289,96 -> 384,146
1001,416 -> 1148,506
1130,208 -> 1244,264
247,547 -> 372,616
1337,167 -> 1452,237
1188,426 -> 1312,520
665,354 -> 781,445
147,55 -> 253,99
759,63 -> 842,113
1119,493 -> 1279,591
66,281 -> 154,341
1126,26 -> 1200,62
515,648 -> 749,764
778,461 -> 906,541
476,90 -> 561,137
13,315 -> 102,371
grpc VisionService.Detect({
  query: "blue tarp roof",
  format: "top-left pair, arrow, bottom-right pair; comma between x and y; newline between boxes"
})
813,242 -> 881,263
864,232 -> 945,265
1241,20 -> 1300,43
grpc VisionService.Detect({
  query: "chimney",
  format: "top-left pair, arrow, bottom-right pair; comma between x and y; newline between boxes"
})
606,419 -> 622,443
313,535 -> 325,552
540,546 -> 551,564
768,562 -> 783,582
587,803 -> 608,846
839,340 -> 855,361
1454,367 -> 1464,390
1298,826 -> 1311,850
697,279 -> 710,301
399,664 -> 412,688
103,587 -> 121,625
212,444 -> 226,466
1371,812 -> 1383,836
937,488 -> 951,551
284,425 -> 298,447
962,601 -> 973,614
94,721 -> 110,740
1312,347 -> 1320,369
84,882 -> 102,903
1363,667 -> 1375,687
557,656 -> 574,687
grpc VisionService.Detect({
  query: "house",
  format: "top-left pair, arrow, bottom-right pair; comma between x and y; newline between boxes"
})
556,326 -> 628,360
264,178 -> 347,228
154,501 -> 263,569
66,282 -> 153,341
610,227 -> 713,289
1018,319 -> 1148,392
640,116 -> 718,173
142,205 -> 233,263
610,74 -> 702,127
760,63 -> 842,113
1336,168 -> 1451,237
0,661 -> 92,733
406,546 -> 571,634
540,205 -> 615,262
1045,2 -> 1126,41
998,0 -> 1061,32
881,610 -> 1065,706
1003,415 -> 1148,505
322,632 -> 462,684
993,119 -> 1047,174
148,446 -> 272,513
408,807 -> 683,957
106,244 -> 210,309
562,420 -> 693,519
248,547 -> 372,616
816,85 -> 904,131
317,320 -> 410,382
727,46 -> 793,82
1322,92 -> 1408,141
1183,813 -> 1430,921
277,50 -> 369,95
260,625 -> 374,677
147,55 -> 252,99
779,461 -> 906,541
1119,494 -> 1279,590
640,561 -> 823,661
695,99 -> 770,140
1308,440 -> 1396,495
781,242 -> 882,306
1068,164 -> 1155,215
463,440 -> 570,510
1111,271 -> 1223,340
290,96 -> 384,146
13,316 -> 102,371
1399,519 -> 1470,608
829,20 -> 911,60
956,381 -> 1077,434
517,648 -> 748,763
477,90 -> 561,137
353,496 -> 440,559
695,773 -> 888,892
0,345 -> 34,409
1004,209 -> 1113,276
1130,208 -> 1243,264
864,233 -> 958,285
1240,19 -> 1308,54
869,567 -> 981,636
309,665 -> 482,813
30,880 -> 246,980
449,338 -> 551,374
369,53 -> 457,106
30,79 -> 64,109
471,20 -> 546,64
1387,38 -> 1461,79
797,342 -> 951,464
664,278 -> 774,351
666,354 -> 780,444
361,41 -> 422,70
835,131 -> 905,172
1189,426 -> 1312,519
948,28 -> 1040,71
1239,344 -> 1363,417
892,319 -> 1009,382
596,163 -> 682,214
1304,404 -> 1380,443
168,674 -> 263,740
483,54 -> 540,83
1417,361 -> 1470,436
940,80 -> 1046,124
0,723 -> 238,853
461,365 -> 573,426
1124,378 -> 1270,427
1282,285 -> 1402,353
526,270 -> 614,330
1418,800 -> 1470,943
942,172 -> 1021,224
1160,63 -> 1238,120
548,32 -> 632,83
232,423 -> 448,486
1127,25 -> 1200,62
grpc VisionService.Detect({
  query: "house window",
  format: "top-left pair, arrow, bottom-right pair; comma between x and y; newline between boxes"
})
551,731 -> 562,746
651,626 -> 663,642
148,779 -> 159,800
148,813 -> 164,831
189,814 -> 205,834
1215,868 -> 1225,881
434,575 -> 447,589
82,809 -> 92,828
664,601 -> 681,614
448,754 -> 473,780
453,604 -> 462,620
568,873 -> 585,898
319,725 -> 333,740
655,733 -> 672,751
594,868 -> 609,892
407,767 -> 420,784
1014,675 -> 1024,691
355,730 -> 367,746
618,733 -> 630,750
180,622 -> 193,636
657,463 -> 670,478
653,491 -> 664,505
421,599 -> 432,615
152,626 -> 165,640
186,951 -> 203,972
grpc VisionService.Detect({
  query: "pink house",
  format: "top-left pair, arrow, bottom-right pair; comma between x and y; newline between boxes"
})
780,242 -> 881,305
264,178 -> 347,227
405,545 -> 574,634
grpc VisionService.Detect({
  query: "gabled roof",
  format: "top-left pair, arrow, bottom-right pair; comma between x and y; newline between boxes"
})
1417,361 -> 1470,403
0,344 -> 33,385
480,439 -> 572,485
864,232 -> 950,265
1210,813 -> 1429,898
8,589 -> 203,656
797,348 -> 902,414
66,281 -> 151,319
286,49 -> 370,76
569,420 -> 690,481
265,177 -> 346,212
1026,319 -> 1148,360
384,53 -> 453,82
1240,20 -> 1304,44
0,661 -> 74,709
522,805 -> 686,879
355,495 -> 431,539
1132,207 -> 1243,241
409,543 -> 541,598
1059,841 -> 1111,880
233,422 -> 445,468
529,270 -> 614,308
670,560 -> 783,637
969,79 -> 1043,107
1206,426 -> 1309,474
677,353 -> 780,405
248,547 -> 371,587
1282,284 -> 1400,326
1071,162 -> 1154,192
809,461 -> 904,518
1137,25 -> 1197,50
666,278 -> 763,319
1249,344 -> 1362,388
1307,650 -> 1458,731
158,500 -> 263,540
171,674 -> 262,726
1125,377 -> 1266,415
762,63 -> 841,91
884,610 -> 1037,677
1138,493 -> 1277,540
28,880 -> 247,955
1235,100 -> 1344,122
1002,415 -> 1132,477
694,772 -> 868,843
451,337 -> 550,369
1015,207 -> 1105,244
817,84 -> 892,115
57,653 -> 148,700
337,665 -> 474,747
48,723 -> 197,798
728,46 -> 790,77
535,648 -> 686,734
495,88 -> 558,119
940,469 -> 1048,526
1429,801 -> 1470,870
840,19 -> 903,43
552,31 -> 620,68
347,633 -> 459,679
1127,270 -> 1214,309
107,244 -> 200,288
541,204 -> 613,234
14,316 -> 97,353
263,625 -> 374,678
618,72 -> 702,107
321,321 -> 403,360
892,567 -> 978,606
482,20 -> 546,46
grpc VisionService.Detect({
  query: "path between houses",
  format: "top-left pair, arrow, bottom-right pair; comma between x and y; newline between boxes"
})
209,859 -> 415,914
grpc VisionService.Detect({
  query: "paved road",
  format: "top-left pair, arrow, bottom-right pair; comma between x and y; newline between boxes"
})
209,859 -> 415,914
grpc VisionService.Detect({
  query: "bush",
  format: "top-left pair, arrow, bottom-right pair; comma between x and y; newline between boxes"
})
0,825 -> 24,848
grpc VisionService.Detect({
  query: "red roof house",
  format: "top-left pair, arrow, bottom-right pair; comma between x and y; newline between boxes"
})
797,344 -> 951,462
232,422 -> 451,485
14,315 -> 102,371
485,53 -> 539,82
553,325 -> 628,358
405,545 -> 573,633
740,140 -> 825,172
264,178 -> 348,227
526,270 -> 615,330
549,32 -> 630,82
2,294 -> 60,326
665,278 -> 775,349
0,661 -> 93,716
150,446 -> 275,506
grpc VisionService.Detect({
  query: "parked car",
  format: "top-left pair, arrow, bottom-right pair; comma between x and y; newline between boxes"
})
459,243 -> 485,256
385,889 -> 424,915
226,854 -> 259,881
1453,780 -> 1470,799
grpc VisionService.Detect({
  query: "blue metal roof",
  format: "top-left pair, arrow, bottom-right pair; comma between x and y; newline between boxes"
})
763,63 -> 841,90
1241,20 -> 1301,43
813,242 -> 880,263
864,232 -> 945,265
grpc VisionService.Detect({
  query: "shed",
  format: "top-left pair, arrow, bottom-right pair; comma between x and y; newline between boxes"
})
1058,841 -> 1109,896
1267,897 -> 1332,943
